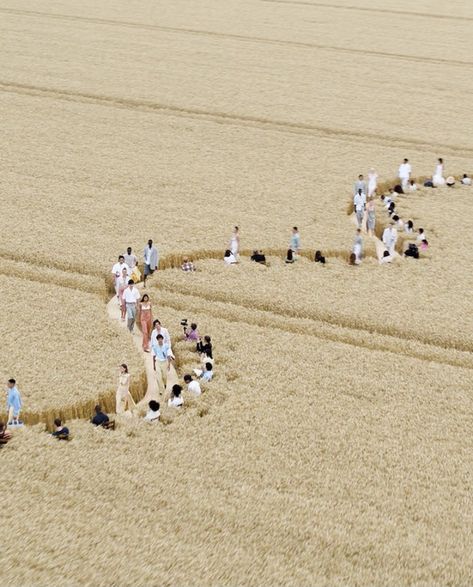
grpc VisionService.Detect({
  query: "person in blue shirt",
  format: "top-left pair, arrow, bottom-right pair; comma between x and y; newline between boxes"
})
152,334 -> 175,390
201,362 -> 213,382
6,379 -> 22,426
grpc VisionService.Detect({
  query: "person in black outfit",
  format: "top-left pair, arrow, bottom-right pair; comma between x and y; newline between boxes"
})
52,419 -> 70,440
196,335 -> 213,360
314,250 -> 326,264
250,250 -> 266,264
91,405 -> 115,429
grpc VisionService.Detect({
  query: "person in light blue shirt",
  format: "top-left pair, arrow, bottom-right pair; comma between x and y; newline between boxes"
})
6,379 -> 22,425
152,334 -> 174,390
290,227 -> 301,257
201,362 -> 213,382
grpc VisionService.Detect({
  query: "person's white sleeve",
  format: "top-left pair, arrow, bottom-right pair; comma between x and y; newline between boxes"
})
166,347 -> 175,359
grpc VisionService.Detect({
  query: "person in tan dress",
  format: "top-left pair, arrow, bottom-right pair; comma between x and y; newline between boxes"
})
115,364 -> 135,414
138,294 -> 153,352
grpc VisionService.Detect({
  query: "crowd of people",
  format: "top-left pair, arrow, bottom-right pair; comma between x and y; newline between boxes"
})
350,157 -> 470,265
3,159 -> 471,443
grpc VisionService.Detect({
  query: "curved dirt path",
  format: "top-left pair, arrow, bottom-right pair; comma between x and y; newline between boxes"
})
106,288 -> 178,410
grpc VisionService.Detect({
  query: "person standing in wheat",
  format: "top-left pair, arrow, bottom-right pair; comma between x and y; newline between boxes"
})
368,168 -> 378,197
366,197 -> 376,237
116,364 -> 135,414
229,226 -> 240,258
143,239 -> 159,287
290,227 -> 301,258
138,294 -> 153,352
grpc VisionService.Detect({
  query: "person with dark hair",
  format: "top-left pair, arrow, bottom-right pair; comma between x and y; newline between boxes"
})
285,249 -> 294,264
353,189 -> 366,229
184,322 -> 199,342
348,253 -> 359,266
353,174 -> 367,196
393,184 -> 404,195
150,319 -> 171,349
111,255 -> 130,299
123,247 -> 137,270
0,421 -> 12,446
405,243 -> 419,259
404,220 -> 414,234
152,335 -> 175,390
143,239 -> 159,287
52,419 -> 69,440
202,363 -> 214,382
168,385 -> 184,408
388,201 -> 396,216
461,173 -> 472,186
314,250 -> 325,264
116,364 -> 135,414
184,374 -> 201,397
144,400 -> 160,422
398,158 -> 411,191
408,179 -> 417,192
392,215 -> 404,230
196,335 -> 213,360
6,379 -> 22,426
433,157 -> 445,186
138,294 -> 153,352
379,250 -> 393,265
91,405 -> 115,429
224,249 -> 238,265
250,250 -> 266,264
123,280 -> 140,332
417,228 -> 427,243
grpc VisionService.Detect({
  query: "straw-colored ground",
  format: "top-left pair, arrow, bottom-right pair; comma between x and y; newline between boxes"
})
1,0 -> 473,585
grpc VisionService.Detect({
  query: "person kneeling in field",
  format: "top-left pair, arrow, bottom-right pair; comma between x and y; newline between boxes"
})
224,249 -> 238,265
250,250 -> 266,264
168,385 -> 184,408
194,362 -> 213,382
314,250 -> 326,264
144,400 -> 160,423
91,405 -> 115,429
0,421 -> 12,446
184,374 -> 201,397
52,419 -> 70,440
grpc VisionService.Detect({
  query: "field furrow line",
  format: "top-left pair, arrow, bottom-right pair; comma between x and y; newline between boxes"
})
1,7 -> 472,70
2,80 -> 473,155
153,286 -> 473,370
262,0 -> 473,22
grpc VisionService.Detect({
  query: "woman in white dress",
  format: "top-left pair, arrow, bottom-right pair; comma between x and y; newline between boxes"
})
433,158 -> 445,186
115,364 -> 135,414
229,226 -> 240,258
368,168 -> 378,197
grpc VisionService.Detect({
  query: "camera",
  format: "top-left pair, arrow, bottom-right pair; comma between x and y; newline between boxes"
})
180,319 -> 188,327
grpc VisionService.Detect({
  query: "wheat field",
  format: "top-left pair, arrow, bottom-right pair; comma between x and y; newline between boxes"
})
1,0 -> 473,585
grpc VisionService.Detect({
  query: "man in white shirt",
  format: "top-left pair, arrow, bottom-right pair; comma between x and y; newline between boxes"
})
150,319 -> 171,349
111,256 -> 131,298
461,174 -> 472,185
184,374 -> 201,396
123,247 -> 138,270
168,385 -> 184,408
382,223 -> 398,256
143,239 -> 159,286
398,158 -> 412,191
123,280 -> 141,332
353,189 -> 366,229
